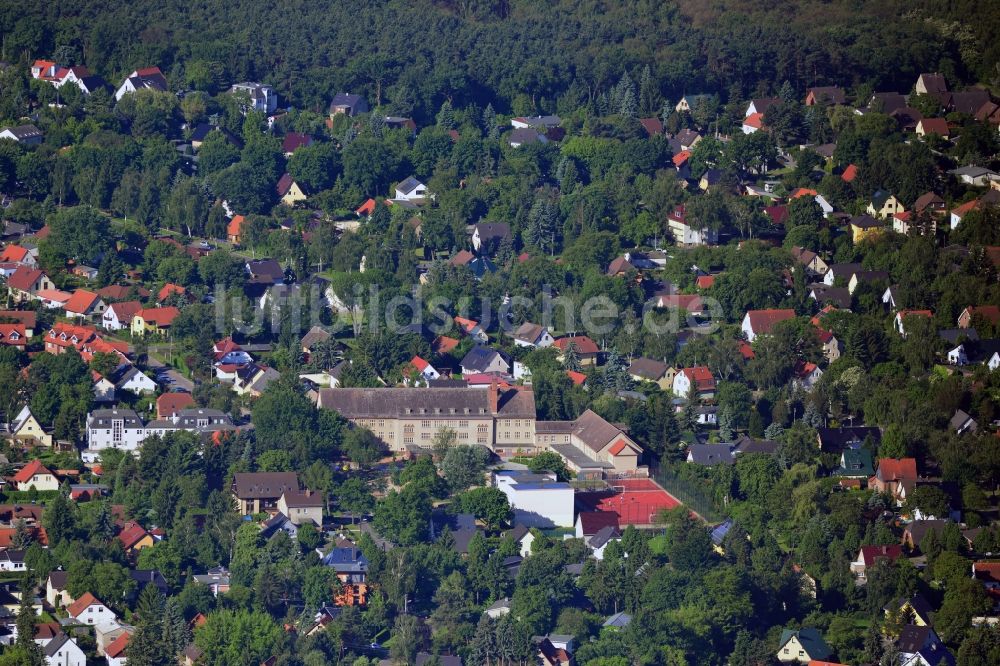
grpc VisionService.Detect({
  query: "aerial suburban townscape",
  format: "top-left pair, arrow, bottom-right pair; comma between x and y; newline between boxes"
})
1,1 -> 1000,665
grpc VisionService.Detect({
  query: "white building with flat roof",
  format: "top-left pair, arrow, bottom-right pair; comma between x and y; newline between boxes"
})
494,470 -> 574,528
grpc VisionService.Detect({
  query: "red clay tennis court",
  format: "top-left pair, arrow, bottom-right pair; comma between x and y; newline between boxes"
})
576,478 -> 681,526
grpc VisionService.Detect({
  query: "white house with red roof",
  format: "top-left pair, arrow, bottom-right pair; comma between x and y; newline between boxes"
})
850,544 -> 903,580
63,289 -> 106,319
792,361 -> 823,392
13,460 -> 58,491
66,592 -> 117,626
104,631 -> 131,666
407,356 -> 440,383
0,244 -> 36,266
0,323 -> 26,349
672,366 -> 716,400
453,316 -> 489,343
101,301 -> 143,331
741,308 -> 796,342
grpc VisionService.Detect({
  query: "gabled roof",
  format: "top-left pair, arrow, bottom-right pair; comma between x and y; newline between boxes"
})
227,214 -> 245,237
105,631 -> 131,658
875,457 -> 918,482
6,266 -> 44,291
778,628 -> 832,660
553,335 -> 599,355
679,365 -> 715,390
857,544 -> 903,567
63,289 -> 100,314
917,73 -> 948,94
12,459 -> 52,484
117,520 -> 150,549
66,592 -> 103,618
918,117 -> 949,136
744,308 -> 795,336
232,472 -> 299,499
577,511 -> 620,536
281,133 -> 313,154
0,244 -> 29,263
136,307 -> 180,327
628,357 -> 669,380
841,164 -> 858,182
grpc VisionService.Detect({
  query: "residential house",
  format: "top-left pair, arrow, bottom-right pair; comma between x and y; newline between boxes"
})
406,356 -> 440,383
687,444 -> 734,466
9,406 -> 52,447
790,247 -> 829,277
951,409 -> 977,435
101,301 -> 143,331
742,112 -> 765,134
897,625 -> 954,666
230,82 -> 277,113
836,449 -> 874,479
131,307 -> 180,336
104,632 -> 131,666
45,572 -> 72,608
111,366 -> 157,395
66,593 -> 115,626
916,118 -> 950,139
232,363 -> 281,397
816,426 -> 882,453
0,125 -> 43,145
0,311 -> 35,337
805,87 -> 846,106
902,520 -> 950,551
672,366 -> 716,400
742,308 -> 796,342
850,545 -> 903,580
867,192 -> 905,220
950,165 -> 999,187
553,335 -> 600,366
192,567 -> 231,596
586,525 -> 621,561
508,127 -> 546,147
12,460 -> 58,491
667,205 -> 718,246
117,521 -> 154,554
539,409 -> 643,477
0,244 -> 36,266
460,346 -> 510,376
42,632 -> 86,666
884,595 -> 934,628
512,322 -> 554,348
777,628 -> 833,663
675,94 -> 712,113
6,267 -> 53,303
232,472 -> 300,515
914,192 -> 947,218
869,458 -> 918,502
823,263 -> 863,286
847,269 -> 889,295
277,490 -> 323,526
328,93 -> 368,116
628,357 -> 674,390
793,361 -> 823,392
472,223 -> 511,253
0,549 -> 26,573
0,323 -> 26,349
895,310 -> 933,337
850,214 -> 886,243
958,305 -> 1000,329
915,73 -> 948,96
394,176 -> 428,202
453,316 -> 489,343
277,173 -> 307,205
246,259 -> 284,286
227,215 -> 245,244
115,67 -> 168,100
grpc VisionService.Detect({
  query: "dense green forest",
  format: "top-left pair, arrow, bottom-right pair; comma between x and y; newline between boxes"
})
1,0 -> 997,123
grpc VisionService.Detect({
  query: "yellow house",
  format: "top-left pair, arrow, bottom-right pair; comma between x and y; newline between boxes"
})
850,214 -> 885,243
118,521 -> 155,553
131,307 -> 180,336
10,406 -> 53,447
277,174 -> 307,206
866,190 -> 904,219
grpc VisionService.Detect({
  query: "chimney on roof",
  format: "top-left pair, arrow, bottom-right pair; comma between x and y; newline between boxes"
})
488,378 -> 499,413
